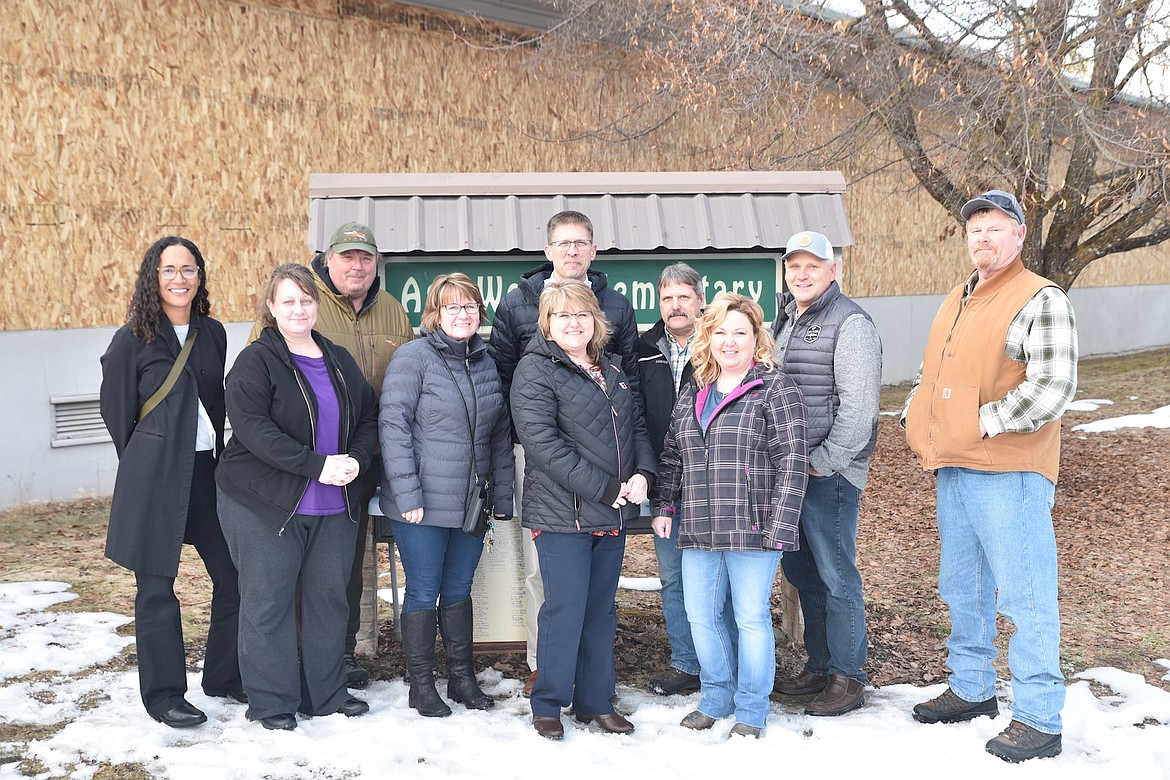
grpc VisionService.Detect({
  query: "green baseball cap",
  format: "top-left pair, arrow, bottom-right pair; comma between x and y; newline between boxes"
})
329,222 -> 379,255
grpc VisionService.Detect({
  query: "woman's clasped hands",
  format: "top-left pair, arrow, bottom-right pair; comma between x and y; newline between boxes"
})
317,454 -> 359,486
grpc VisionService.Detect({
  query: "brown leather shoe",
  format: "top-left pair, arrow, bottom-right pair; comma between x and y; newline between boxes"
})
532,715 -> 564,740
775,669 -> 830,696
523,670 -> 538,698
804,674 -> 865,716
575,711 -> 635,734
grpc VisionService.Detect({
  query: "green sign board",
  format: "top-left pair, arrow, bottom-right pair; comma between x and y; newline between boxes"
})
382,256 -> 779,328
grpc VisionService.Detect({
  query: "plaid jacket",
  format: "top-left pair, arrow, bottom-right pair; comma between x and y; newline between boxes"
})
651,363 -> 809,552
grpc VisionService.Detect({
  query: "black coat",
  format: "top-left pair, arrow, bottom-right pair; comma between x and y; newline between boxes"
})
216,327 -> 378,533
511,334 -> 656,534
100,315 -> 227,577
636,319 -> 695,461
488,263 -> 642,414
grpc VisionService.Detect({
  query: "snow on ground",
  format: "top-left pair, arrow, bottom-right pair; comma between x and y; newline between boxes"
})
2,581 -> 1169,780
3,396 -> 1167,779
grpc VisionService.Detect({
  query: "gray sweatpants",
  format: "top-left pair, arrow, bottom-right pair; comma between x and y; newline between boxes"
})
217,489 -> 357,720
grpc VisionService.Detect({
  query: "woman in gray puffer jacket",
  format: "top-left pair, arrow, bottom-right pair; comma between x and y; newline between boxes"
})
379,273 -> 514,718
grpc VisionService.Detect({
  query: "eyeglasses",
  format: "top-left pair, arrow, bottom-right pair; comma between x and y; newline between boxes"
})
550,239 -> 593,252
442,302 -> 482,316
158,266 -> 199,280
551,311 -> 594,324
983,193 -> 1024,223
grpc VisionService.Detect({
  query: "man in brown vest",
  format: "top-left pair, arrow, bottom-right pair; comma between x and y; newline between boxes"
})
902,190 -> 1077,763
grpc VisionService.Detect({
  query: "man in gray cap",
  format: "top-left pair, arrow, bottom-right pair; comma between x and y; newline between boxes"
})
770,231 -> 881,717
903,190 -> 1077,762
249,221 -> 413,687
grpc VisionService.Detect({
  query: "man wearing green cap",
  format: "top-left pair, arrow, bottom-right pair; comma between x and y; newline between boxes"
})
249,221 -> 413,687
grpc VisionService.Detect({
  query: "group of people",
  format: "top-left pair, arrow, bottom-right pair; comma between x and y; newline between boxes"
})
100,190 -> 1077,763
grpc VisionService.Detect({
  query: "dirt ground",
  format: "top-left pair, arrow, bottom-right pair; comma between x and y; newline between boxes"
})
2,349 -> 1167,699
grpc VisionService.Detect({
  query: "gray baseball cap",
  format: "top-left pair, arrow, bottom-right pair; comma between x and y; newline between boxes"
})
781,231 -> 834,263
960,190 -> 1025,225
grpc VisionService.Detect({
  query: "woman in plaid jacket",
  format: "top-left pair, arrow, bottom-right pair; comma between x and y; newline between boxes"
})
650,293 -> 809,739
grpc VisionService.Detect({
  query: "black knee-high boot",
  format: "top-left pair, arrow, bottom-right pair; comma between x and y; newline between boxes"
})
401,610 -> 451,718
439,599 -> 494,710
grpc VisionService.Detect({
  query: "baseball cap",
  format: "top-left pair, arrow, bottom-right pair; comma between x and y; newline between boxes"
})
781,231 -> 834,263
329,222 -> 379,255
960,190 -> 1025,225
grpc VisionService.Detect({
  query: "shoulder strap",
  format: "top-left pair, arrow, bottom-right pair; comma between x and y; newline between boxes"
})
139,330 -> 197,423
432,343 -> 481,484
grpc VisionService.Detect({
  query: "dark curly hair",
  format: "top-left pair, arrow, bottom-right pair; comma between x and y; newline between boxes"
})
126,236 -> 211,342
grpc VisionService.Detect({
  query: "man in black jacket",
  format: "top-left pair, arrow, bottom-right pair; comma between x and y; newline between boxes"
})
489,210 -> 640,693
637,262 -> 706,696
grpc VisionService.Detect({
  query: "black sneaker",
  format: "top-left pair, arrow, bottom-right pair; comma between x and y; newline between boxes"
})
344,653 -> 370,689
649,667 -> 701,695
912,688 -> 998,724
985,720 -> 1062,763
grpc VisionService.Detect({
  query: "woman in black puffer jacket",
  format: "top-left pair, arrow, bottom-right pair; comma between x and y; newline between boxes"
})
379,273 -> 514,718
510,279 -> 656,741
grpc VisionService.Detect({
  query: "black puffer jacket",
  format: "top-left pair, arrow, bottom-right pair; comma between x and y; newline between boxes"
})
378,328 -> 514,527
511,334 -> 656,533
488,263 -> 641,408
637,319 -> 695,461
217,327 -> 378,533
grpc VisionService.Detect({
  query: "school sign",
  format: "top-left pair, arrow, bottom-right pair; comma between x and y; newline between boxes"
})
382,255 -> 781,328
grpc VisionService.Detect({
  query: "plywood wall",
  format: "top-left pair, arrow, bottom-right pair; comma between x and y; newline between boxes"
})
1,0 -> 1165,330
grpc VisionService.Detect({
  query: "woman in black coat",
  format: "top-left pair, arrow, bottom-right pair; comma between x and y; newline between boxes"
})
379,273 -> 513,718
216,263 -> 378,731
99,236 -> 243,728
510,279 -> 656,740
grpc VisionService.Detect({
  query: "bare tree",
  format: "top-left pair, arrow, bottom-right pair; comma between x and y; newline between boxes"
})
538,0 -> 1170,289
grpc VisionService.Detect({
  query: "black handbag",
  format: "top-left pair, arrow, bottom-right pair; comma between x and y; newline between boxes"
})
462,475 -> 492,537
436,344 -> 493,539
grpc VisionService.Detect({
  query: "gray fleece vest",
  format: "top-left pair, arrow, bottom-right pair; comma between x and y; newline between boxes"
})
772,283 -> 878,459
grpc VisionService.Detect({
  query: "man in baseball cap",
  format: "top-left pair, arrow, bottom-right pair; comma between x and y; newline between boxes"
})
903,190 -> 1077,762
771,230 -> 882,717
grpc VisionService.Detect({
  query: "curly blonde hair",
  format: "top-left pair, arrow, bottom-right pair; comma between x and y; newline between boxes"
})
690,293 -> 775,387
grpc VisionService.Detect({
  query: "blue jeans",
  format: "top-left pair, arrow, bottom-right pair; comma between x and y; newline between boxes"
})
936,467 -> 1064,734
780,473 -> 868,682
391,520 -> 486,614
655,520 -> 736,675
683,548 -> 782,728
654,516 -> 699,674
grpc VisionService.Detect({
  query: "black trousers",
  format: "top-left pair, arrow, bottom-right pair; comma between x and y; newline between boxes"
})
134,451 -> 242,717
344,461 -> 379,654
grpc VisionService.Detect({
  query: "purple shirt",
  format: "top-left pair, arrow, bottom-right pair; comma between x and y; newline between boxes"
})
292,354 -> 346,516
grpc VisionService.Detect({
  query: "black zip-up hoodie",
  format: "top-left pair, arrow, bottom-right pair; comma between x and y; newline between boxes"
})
217,326 -> 378,533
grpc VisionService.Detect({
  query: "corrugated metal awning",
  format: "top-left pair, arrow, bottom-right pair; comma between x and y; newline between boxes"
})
307,171 -> 852,255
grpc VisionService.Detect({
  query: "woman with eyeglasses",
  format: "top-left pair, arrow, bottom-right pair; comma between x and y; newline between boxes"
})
379,272 -> 514,717
216,263 -> 377,730
100,236 -> 243,728
510,279 -> 656,740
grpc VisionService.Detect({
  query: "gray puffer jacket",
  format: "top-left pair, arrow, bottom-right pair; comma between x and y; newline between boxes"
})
511,333 -> 656,534
378,328 -> 514,527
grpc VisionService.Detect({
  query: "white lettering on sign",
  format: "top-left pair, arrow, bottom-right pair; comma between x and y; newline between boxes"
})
631,281 -> 655,310
705,277 -> 762,302
478,275 -> 507,311
401,277 -> 422,313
